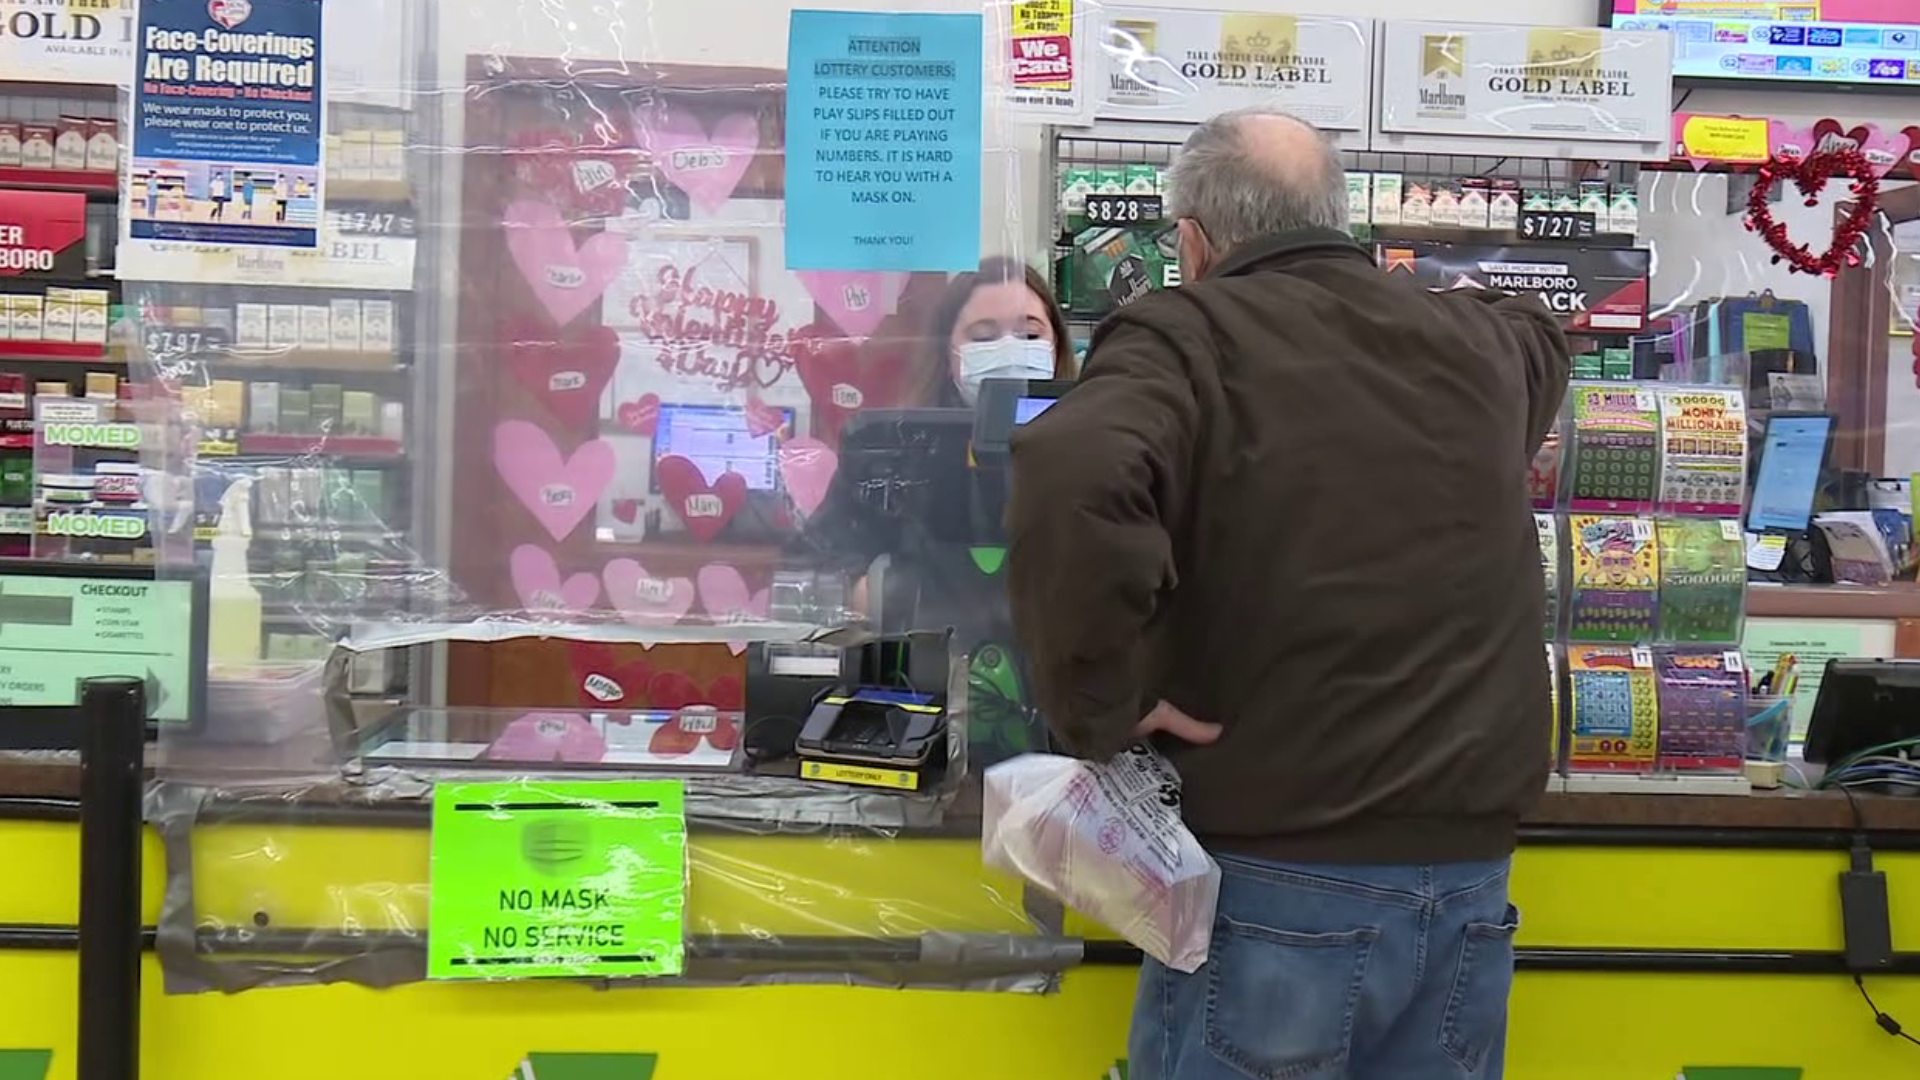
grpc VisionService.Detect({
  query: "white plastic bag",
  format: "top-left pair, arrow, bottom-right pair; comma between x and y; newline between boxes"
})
982,744 -> 1221,973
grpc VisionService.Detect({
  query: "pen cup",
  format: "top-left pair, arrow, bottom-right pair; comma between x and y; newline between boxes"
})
1746,695 -> 1792,763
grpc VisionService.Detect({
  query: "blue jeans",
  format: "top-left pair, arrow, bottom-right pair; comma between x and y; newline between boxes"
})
1130,853 -> 1518,1080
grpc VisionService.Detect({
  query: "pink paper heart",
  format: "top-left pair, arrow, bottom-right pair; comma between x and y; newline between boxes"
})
779,437 -> 838,518
509,544 -> 601,612
1853,123 -> 1908,177
796,270 -> 908,340
492,420 -> 617,541
602,558 -> 696,624
743,396 -> 786,438
502,198 -> 628,327
1769,121 -> 1818,161
697,563 -> 771,654
640,108 -> 759,213
488,712 -> 606,764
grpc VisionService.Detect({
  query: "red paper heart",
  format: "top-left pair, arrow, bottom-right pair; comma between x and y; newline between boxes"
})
655,454 -> 746,542
644,669 -> 743,757
744,395 -> 786,438
646,671 -> 705,710
612,498 -> 641,524
566,642 -> 653,709
617,393 -> 661,436
505,322 -> 620,430
793,320 -> 908,446
1744,148 -> 1878,278
510,127 -> 639,220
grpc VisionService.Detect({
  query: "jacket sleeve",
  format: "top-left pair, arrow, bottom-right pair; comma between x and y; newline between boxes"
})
1446,290 -> 1573,455
1006,314 -> 1200,760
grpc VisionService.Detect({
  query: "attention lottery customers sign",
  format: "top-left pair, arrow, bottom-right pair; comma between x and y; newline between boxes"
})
128,0 -> 325,249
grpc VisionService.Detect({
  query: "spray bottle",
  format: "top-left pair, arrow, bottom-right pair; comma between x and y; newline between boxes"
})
208,477 -> 262,667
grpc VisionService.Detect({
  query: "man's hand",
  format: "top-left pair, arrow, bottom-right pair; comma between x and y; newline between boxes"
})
1133,700 -> 1223,745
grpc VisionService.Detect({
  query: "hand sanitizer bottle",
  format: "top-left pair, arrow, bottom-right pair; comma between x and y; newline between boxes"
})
208,477 -> 262,667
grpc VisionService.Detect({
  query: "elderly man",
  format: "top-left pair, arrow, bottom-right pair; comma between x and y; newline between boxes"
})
1007,108 -> 1571,1079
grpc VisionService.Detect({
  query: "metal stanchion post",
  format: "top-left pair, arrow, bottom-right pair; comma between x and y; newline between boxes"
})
77,675 -> 144,1080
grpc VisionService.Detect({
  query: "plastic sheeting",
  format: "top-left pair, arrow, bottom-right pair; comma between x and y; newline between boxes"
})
117,0 -> 1068,992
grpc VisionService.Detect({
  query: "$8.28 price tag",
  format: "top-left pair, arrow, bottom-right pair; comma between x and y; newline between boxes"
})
1083,193 -> 1163,226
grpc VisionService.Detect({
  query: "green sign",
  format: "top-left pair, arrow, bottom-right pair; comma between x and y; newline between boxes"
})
429,780 -> 688,980
506,1054 -> 657,1080
0,1051 -> 51,1080
1680,1069 -> 1801,1080
1741,312 -> 1792,353
1742,618 -> 1882,740
0,573 -> 195,723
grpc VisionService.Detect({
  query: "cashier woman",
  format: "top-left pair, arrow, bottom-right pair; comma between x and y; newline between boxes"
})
800,257 -> 1073,765
917,256 -> 1076,405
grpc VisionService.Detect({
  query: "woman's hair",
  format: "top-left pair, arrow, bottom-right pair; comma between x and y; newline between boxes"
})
912,256 -> 1074,406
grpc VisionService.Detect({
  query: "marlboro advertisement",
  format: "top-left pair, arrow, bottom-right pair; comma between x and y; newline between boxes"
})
1380,241 -> 1651,334
0,190 -> 87,278
1379,23 -> 1671,146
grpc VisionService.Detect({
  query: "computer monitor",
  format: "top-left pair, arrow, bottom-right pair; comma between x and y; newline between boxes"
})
972,378 -> 1074,463
838,408 -> 977,545
648,403 -> 792,494
1748,412 -> 1835,534
1803,659 -> 1920,768
0,559 -> 208,749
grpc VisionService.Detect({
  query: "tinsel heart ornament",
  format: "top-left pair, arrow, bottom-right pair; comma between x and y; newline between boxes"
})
1743,147 -> 1879,279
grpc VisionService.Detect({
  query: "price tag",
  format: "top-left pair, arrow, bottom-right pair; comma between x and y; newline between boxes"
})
1723,651 -> 1745,675
143,326 -> 230,361
328,203 -> 418,237
1631,646 -> 1653,669
1630,519 -> 1654,543
1083,193 -> 1163,226
1634,390 -> 1657,412
1518,209 -> 1598,241
1721,520 -> 1744,542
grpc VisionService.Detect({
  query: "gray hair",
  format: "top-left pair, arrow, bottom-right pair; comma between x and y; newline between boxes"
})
1164,106 -> 1349,251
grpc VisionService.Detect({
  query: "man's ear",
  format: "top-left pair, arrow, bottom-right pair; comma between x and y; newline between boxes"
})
1177,219 -> 1210,282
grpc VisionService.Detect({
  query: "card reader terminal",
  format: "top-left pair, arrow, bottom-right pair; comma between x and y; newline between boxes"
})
796,689 -> 948,791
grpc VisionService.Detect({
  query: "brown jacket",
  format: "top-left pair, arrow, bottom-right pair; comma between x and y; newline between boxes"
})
1007,228 -> 1571,864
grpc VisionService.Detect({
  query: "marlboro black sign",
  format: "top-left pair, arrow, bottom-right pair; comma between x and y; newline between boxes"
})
1379,240 -> 1651,334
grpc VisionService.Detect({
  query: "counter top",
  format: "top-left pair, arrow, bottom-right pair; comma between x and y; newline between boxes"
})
1747,582 -> 1920,620
4,755 -> 1919,837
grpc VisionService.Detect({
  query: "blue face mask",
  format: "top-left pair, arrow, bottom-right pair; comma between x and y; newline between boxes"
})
956,338 -> 1054,404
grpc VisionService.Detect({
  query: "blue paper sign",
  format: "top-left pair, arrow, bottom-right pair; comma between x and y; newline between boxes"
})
129,0 -> 325,248
784,9 -> 982,272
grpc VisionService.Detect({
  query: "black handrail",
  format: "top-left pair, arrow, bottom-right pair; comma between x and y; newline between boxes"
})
76,676 -> 144,1080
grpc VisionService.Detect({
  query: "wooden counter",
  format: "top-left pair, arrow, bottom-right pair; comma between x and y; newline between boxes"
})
1747,582 -> 1920,620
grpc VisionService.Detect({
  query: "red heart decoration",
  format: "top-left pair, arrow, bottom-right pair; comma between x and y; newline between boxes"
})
565,642 -> 653,709
505,321 -> 620,430
647,710 -> 741,757
793,320 -> 909,446
612,498 -> 641,524
1744,148 -> 1879,278
510,126 -> 639,221
655,454 -> 746,542
744,395 -> 786,438
617,393 -> 661,436
644,669 -> 743,757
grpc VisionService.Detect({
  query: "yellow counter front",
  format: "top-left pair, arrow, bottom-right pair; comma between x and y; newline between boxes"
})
4,788 -> 1920,1080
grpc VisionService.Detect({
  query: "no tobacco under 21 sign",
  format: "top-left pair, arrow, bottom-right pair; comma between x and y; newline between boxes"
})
428,780 -> 688,980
